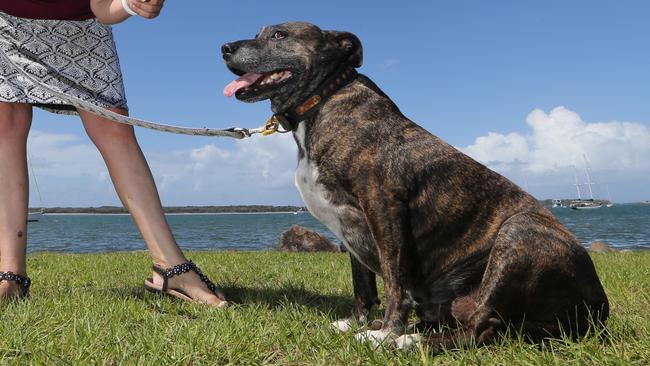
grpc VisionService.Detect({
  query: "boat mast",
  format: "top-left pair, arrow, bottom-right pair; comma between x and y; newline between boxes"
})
606,184 -> 612,202
572,165 -> 582,200
27,151 -> 44,207
583,154 -> 595,200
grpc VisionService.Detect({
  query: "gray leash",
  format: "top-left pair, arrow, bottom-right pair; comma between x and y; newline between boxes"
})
0,33 -> 269,139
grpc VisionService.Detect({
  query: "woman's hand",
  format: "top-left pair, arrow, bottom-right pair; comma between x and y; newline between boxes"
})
90,0 -> 165,24
127,0 -> 165,19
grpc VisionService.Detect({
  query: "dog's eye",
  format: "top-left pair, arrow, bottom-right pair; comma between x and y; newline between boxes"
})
272,31 -> 287,40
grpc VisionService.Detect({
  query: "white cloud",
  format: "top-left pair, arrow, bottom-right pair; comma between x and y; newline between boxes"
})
27,130 -> 301,206
462,132 -> 529,165
462,106 -> 650,173
460,106 -> 650,201
27,131 -> 105,178
147,133 -> 299,204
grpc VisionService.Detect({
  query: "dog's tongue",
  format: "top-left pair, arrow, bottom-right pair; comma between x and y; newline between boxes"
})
223,73 -> 262,97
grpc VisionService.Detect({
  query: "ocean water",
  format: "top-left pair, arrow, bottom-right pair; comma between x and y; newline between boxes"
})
551,204 -> 650,250
26,204 -> 650,253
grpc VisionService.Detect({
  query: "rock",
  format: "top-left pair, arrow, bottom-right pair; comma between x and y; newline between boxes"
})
589,241 -> 616,253
278,225 -> 340,252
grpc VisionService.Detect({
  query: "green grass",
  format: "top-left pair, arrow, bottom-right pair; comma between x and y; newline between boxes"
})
1,251 -> 649,365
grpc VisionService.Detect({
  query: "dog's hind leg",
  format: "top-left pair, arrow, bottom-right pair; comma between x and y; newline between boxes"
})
417,212 -> 609,352
396,298 -> 504,352
331,254 -> 380,332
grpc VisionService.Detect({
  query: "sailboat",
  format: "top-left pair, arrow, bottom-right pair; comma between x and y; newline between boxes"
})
566,167 -> 601,209
27,209 -> 44,222
567,156 -> 607,210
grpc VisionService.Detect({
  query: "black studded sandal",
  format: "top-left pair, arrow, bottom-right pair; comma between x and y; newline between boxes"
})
0,271 -> 31,299
143,260 -> 226,307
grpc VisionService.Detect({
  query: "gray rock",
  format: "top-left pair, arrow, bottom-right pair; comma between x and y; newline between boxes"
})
278,225 -> 340,252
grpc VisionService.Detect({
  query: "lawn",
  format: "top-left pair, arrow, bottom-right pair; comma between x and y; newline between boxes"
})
1,251 -> 649,365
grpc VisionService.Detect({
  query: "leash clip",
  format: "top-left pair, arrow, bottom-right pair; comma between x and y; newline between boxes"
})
262,115 -> 281,136
262,115 -> 292,136
225,127 -> 251,138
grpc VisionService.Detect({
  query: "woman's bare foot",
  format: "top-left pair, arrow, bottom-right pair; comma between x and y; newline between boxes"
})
147,263 -> 227,307
0,280 -> 23,300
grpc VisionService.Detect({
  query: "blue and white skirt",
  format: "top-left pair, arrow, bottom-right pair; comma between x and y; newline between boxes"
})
0,11 -> 128,115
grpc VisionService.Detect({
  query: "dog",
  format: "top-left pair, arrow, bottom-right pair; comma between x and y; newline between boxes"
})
221,22 -> 609,351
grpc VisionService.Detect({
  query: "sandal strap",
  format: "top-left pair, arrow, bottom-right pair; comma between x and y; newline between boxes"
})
152,260 -> 222,296
0,271 -> 31,297
186,261 -> 223,297
151,265 -> 169,291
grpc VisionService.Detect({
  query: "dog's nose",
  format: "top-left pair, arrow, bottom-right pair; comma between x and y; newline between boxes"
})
221,43 -> 238,59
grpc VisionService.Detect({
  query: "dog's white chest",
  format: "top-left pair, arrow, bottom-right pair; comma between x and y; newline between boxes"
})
293,125 -> 346,240
292,124 -> 379,272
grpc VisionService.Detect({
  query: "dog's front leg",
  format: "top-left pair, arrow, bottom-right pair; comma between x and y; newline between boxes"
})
350,254 -> 380,321
332,254 -> 380,332
354,190 -> 412,347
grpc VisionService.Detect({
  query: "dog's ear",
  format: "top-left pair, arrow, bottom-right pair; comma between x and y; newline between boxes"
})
325,31 -> 363,68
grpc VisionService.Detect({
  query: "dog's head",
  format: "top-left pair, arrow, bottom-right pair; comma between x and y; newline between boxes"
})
222,22 -> 362,114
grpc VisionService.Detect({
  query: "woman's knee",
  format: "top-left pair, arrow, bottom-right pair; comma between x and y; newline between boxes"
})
81,108 -> 137,148
90,123 -> 139,155
0,103 -> 32,140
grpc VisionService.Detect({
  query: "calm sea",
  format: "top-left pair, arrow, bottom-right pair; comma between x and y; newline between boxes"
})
26,204 -> 650,253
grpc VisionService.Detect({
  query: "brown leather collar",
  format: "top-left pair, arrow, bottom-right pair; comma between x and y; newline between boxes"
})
273,64 -> 358,132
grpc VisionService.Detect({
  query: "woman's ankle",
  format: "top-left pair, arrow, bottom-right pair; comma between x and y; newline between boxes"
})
0,264 -> 27,277
152,255 -> 188,270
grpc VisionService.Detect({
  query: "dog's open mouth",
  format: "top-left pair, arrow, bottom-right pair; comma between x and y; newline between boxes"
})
223,70 -> 293,98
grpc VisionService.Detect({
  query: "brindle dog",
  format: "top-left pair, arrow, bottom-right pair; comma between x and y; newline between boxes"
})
221,22 -> 609,351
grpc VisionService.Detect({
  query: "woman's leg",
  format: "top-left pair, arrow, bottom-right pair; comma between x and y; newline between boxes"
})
0,102 -> 33,298
78,107 -> 225,306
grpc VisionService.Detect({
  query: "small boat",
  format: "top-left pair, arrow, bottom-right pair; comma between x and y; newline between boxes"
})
569,200 -> 603,210
28,208 -> 44,222
293,207 -> 306,215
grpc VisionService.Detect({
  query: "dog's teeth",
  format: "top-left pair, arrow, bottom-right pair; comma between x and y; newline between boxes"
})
256,71 -> 290,87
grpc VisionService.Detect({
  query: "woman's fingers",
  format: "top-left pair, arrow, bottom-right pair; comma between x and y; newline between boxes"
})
128,0 -> 165,19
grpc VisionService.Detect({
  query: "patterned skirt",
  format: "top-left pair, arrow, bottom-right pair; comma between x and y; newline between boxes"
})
0,11 -> 128,115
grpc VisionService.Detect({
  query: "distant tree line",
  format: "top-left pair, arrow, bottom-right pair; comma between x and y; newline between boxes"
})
36,205 -> 307,214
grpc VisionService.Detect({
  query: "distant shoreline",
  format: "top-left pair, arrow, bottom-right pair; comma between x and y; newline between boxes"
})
45,211 -> 304,216
31,205 -> 307,215
31,202 -> 650,214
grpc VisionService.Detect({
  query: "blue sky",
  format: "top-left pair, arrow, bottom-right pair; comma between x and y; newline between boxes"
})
27,1 -> 650,206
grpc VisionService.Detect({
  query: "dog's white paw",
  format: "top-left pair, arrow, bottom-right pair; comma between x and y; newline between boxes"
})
331,318 -> 354,332
354,329 -> 397,348
395,334 -> 422,350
